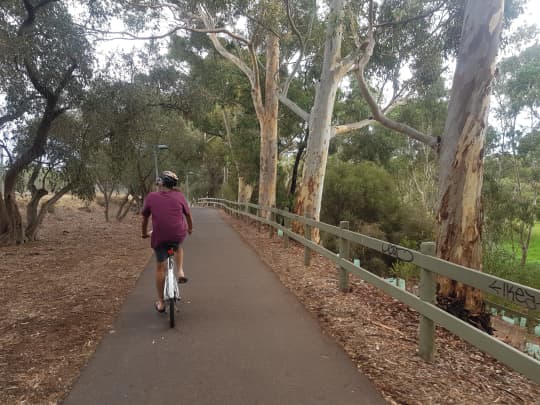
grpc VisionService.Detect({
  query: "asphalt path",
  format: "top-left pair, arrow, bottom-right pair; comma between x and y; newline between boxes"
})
62,207 -> 386,405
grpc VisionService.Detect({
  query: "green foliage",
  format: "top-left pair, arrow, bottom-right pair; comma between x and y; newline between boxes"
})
321,157 -> 433,241
321,158 -> 400,226
219,182 -> 236,201
485,42 -> 540,264
484,245 -> 540,290
0,1 -> 93,113
390,261 -> 420,282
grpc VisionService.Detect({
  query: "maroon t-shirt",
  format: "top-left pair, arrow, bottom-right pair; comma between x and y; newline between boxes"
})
142,190 -> 190,248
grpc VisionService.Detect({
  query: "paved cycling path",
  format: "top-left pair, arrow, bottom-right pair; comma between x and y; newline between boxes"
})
63,207 -> 386,405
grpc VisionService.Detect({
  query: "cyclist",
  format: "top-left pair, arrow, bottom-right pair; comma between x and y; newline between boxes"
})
141,170 -> 193,313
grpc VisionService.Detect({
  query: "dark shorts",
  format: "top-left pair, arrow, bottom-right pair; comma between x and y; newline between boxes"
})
154,241 -> 180,262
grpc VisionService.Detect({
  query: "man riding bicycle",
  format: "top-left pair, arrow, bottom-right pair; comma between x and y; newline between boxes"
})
141,170 -> 193,313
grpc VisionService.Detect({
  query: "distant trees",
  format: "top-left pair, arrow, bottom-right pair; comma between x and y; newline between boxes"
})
485,42 -> 540,267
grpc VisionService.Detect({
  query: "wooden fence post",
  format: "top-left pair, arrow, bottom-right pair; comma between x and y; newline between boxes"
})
283,208 -> 290,248
257,208 -> 262,232
418,241 -> 437,362
304,220 -> 311,266
339,221 -> 350,292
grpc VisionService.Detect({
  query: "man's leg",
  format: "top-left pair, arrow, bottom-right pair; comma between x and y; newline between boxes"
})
156,260 -> 166,309
175,247 -> 186,279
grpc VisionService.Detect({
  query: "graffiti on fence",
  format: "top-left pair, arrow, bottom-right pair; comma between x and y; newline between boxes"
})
381,243 -> 414,262
489,280 -> 539,310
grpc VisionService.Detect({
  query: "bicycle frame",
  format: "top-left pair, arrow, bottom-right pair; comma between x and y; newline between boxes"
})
164,249 -> 180,301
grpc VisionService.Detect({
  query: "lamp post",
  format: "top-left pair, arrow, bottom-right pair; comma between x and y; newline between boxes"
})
153,144 -> 169,180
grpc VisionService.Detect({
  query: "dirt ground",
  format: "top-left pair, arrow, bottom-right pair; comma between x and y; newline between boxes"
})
1,202 -> 539,404
221,212 -> 540,405
0,197 -> 149,404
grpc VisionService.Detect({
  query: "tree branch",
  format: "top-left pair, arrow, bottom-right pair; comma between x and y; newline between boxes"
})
197,5 -> 265,122
282,0 -> 306,97
374,2 -> 445,29
278,94 -> 310,122
245,14 -> 282,39
0,106 -> 27,127
19,0 -> 60,35
332,97 -> 407,137
24,59 -> 53,100
197,9 -> 251,80
53,60 -> 78,98
336,51 -> 358,79
332,119 -> 374,136
0,142 -> 13,165
83,25 -> 183,41
354,1 -> 437,148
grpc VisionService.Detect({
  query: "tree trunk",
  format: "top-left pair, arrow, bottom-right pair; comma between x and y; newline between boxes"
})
0,192 -> 8,235
258,32 -> 280,217
290,132 -> 307,201
26,188 -> 48,233
294,0 -> 346,233
238,177 -> 253,204
436,0 -> 504,331
97,181 -> 114,222
199,11 -> 280,218
25,184 -> 71,241
520,220 -> 533,268
1,192 -> 24,244
116,194 -> 135,221
1,101 -> 59,243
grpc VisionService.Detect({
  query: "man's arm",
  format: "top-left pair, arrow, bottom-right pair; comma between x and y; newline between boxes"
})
142,215 -> 150,238
185,212 -> 193,234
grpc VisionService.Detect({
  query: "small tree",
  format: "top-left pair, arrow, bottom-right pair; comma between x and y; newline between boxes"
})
0,1 -> 92,244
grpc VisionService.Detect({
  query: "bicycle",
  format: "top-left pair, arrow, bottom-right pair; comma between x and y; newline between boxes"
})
163,244 -> 181,328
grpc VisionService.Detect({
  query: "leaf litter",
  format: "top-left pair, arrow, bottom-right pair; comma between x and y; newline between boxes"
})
222,211 -> 540,405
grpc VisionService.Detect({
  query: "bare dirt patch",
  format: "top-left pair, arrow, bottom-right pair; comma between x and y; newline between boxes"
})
222,212 -> 540,405
0,197 -> 150,404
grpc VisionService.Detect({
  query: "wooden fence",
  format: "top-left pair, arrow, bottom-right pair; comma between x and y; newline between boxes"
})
199,198 -> 540,384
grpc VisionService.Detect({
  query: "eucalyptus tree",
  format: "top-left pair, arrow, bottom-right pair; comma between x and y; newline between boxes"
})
188,1 -> 284,216
279,0 -> 452,237
352,0 -> 528,327
0,0 -> 93,244
168,36 -> 260,203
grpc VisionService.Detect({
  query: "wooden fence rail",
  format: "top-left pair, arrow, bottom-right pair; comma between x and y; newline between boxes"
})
199,198 -> 540,384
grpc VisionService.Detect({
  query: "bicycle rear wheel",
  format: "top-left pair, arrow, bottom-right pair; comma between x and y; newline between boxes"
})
169,299 -> 175,328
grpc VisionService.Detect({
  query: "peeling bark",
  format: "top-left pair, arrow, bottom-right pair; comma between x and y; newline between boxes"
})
294,0 -> 347,230
436,0 -> 504,326
258,33 -> 280,216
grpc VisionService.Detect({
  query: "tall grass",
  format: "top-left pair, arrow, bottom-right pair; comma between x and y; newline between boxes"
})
502,223 -> 540,264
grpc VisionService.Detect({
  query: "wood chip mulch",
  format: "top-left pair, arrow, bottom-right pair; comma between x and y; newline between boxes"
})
222,211 -> 540,405
0,200 -> 150,404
